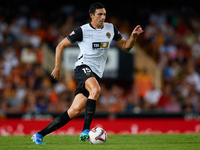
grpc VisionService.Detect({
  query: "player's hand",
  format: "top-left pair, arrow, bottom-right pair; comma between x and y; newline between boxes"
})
51,68 -> 60,80
132,25 -> 144,38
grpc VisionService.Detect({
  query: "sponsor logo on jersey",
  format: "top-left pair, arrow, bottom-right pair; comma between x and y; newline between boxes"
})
92,42 -> 109,49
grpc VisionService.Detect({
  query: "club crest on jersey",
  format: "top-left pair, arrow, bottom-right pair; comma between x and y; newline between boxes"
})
106,32 -> 111,39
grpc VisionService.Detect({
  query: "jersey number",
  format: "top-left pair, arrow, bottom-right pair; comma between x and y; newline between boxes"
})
82,67 -> 91,74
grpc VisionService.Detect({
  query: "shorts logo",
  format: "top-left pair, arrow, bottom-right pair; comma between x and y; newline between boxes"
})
86,72 -> 90,76
82,67 -> 91,76
92,42 -> 109,49
106,32 -> 111,39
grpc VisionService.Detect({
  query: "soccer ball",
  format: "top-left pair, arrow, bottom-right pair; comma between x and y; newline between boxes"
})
89,127 -> 107,144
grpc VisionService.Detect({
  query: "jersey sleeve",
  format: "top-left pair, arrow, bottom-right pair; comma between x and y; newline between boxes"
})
67,27 -> 83,43
113,25 -> 122,41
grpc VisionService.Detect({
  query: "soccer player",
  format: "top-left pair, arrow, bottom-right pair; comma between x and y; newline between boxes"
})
31,2 -> 143,144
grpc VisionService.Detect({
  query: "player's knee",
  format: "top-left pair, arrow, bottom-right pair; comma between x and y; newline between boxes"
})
73,110 -> 82,117
68,107 -> 82,118
89,86 -> 101,100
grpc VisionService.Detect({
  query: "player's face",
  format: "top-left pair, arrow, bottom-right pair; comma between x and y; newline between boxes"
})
91,8 -> 106,28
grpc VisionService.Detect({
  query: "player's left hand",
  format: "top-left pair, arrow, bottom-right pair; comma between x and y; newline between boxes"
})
132,25 -> 144,37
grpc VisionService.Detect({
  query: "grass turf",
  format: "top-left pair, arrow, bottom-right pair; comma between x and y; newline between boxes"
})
0,134 -> 200,150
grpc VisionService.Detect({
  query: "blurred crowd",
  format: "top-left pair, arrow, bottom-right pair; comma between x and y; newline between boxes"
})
0,2 -> 200,116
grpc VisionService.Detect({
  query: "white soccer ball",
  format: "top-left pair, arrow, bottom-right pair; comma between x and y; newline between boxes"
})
89,127 -> 107,144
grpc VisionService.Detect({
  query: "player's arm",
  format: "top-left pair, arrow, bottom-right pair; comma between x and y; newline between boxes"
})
51,27 -> 83,80
116,25 -> 143,52
51,38 -> 72,80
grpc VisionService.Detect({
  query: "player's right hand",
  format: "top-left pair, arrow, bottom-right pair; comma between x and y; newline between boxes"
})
51,68 -> 60,80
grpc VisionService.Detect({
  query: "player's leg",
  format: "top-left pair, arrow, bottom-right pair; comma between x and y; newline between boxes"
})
32,93 -> 87,145
83,77 -> 101,129
80,77 -> 101,141
67,93 -> 87,118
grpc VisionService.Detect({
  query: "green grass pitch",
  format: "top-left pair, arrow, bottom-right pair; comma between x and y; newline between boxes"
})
0,134 -> 200,150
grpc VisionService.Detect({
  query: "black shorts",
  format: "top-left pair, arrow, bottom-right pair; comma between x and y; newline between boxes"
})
74,64 -> 101,98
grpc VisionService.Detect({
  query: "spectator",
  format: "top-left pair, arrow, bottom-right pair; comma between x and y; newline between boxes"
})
36,96 -> 49,113
135,68 -> 153,102
2,46 -> 19,75
21,45 -> 37,64
164,94 -> 181,113
15,79 -> 27,109
186,65 -> 200,92
144,85 -> 162,112
109,85 -> 126,113
54,78 -> 68,94
98,83 -> 117,112
125,92 -> 136,112
156,84 -> 172,112
19,90 -> 37,113
159,40 -> 177,60
191,39 -> 200,60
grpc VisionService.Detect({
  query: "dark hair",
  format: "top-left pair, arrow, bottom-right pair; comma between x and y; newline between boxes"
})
89,2 -> 105,15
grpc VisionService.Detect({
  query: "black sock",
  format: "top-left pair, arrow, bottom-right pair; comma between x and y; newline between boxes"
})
83,99 -> 96,131
38,111 -> 71,137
